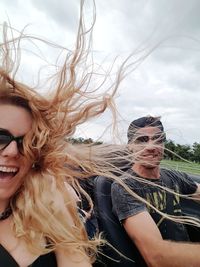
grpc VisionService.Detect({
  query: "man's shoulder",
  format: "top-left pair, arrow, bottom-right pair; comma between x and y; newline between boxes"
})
160,168 -> 187,178
112,168 -> 142,189
160,168 -> 189,184
160,168 -> 198,194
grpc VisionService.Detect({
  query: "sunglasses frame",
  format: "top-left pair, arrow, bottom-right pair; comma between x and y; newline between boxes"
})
0,129 -> 24,154
134,133 -> 166,144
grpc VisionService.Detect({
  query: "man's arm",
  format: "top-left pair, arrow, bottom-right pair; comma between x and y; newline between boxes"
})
124,211 -> 200,267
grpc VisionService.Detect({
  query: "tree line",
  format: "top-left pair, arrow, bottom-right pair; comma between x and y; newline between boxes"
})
68,137 -> 103,145
165,140 -> 200,163
69,137 -> 200,163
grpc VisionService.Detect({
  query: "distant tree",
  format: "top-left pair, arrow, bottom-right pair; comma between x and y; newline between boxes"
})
192,142 -> 200,163
164,139 -> 176,160
164,139 -> 194,161
67,137 -> 103,145
68,137 -> 85,144
82,138 -> 93,144
175,144 -> 193,161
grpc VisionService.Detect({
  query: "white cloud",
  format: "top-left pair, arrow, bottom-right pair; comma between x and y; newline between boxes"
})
0,0 -> 200,145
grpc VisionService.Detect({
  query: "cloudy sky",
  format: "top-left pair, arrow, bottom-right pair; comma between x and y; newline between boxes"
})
0,0 -> 200,145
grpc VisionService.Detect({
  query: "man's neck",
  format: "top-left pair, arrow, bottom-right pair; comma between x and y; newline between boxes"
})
132,163 -> 160,179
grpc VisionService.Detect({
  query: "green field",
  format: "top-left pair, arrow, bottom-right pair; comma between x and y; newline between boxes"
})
161,160 -> 200,175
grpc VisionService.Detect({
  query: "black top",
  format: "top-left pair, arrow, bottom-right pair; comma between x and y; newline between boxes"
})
111,168 -> 197,241
0,244 -> 57,267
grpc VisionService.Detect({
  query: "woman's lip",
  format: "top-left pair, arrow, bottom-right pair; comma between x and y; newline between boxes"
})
0,172 -> 17,183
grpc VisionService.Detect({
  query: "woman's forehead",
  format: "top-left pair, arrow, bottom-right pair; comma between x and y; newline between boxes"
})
0,104 -> 32,136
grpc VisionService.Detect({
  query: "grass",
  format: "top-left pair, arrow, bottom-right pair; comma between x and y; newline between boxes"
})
161,159 -> 200,175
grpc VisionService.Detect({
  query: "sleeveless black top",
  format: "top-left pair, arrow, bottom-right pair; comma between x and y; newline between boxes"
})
0,244 -> 57,267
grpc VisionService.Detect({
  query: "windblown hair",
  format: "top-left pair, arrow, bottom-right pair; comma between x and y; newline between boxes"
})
0,0 -> 127,261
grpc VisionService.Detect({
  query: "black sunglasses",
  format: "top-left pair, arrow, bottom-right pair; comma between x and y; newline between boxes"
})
0,129 -> 24,153
134,133 -> 166,144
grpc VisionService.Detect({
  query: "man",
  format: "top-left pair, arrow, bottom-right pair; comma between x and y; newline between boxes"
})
111,115 -> 200,267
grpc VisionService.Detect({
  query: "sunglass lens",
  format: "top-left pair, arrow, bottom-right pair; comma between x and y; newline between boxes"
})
135,135 -> 149,143
152,134 -> 166,143
0,134 -> 11,150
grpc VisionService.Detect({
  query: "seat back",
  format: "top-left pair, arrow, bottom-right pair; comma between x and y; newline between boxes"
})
94,176 -> 142,267
181,174 -> 200,242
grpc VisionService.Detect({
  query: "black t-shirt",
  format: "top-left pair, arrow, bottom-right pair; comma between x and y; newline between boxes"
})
31,252 -> 57,267
0,244 -> 57,267
111,168 -> 197,241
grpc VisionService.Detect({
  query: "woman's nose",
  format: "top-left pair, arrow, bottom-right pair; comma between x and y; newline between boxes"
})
1,141 -> 20,157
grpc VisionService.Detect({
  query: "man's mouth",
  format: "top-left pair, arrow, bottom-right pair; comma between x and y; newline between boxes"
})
142,154 -> 158,158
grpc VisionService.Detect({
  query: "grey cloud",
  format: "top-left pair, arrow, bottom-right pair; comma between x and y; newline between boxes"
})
1,0 -> 200,145
30,0 -> 79,32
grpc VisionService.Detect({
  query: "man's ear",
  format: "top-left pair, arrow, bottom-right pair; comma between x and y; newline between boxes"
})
127,143 -> 134,152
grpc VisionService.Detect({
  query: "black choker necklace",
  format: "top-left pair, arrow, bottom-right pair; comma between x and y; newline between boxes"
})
0,207 -> 12,221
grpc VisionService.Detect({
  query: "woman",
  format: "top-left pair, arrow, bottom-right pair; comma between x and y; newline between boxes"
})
0,1 -> 123,266
0,93 -> 99,267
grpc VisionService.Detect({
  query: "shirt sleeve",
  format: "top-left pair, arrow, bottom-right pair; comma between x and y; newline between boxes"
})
111,180 -> 146,222
169,170 -> 198,195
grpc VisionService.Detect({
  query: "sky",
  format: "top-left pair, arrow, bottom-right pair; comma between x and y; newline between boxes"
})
0,0 -> 200,145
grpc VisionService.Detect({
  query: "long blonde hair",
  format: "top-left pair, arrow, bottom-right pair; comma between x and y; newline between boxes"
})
0,0 -> 126,260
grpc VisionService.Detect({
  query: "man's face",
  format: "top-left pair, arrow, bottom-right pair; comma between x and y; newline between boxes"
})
129,126 -> 165,169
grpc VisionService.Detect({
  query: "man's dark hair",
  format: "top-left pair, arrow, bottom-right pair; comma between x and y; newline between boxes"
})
127,116 -> 165,143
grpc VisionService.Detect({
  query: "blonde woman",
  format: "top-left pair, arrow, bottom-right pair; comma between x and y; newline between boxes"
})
0,1 -> 119,266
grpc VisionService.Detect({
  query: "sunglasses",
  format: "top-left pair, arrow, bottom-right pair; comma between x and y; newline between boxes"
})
134,133 -> 166,144
0,129 -> 24,154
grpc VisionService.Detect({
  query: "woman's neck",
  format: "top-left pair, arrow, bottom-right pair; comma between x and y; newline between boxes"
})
0,200 -> 10,213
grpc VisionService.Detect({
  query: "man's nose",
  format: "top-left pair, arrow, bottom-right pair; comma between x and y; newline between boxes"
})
145,140 -> 157,150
